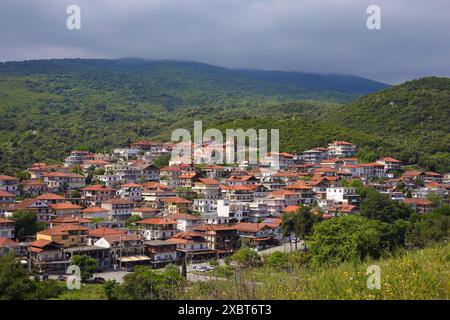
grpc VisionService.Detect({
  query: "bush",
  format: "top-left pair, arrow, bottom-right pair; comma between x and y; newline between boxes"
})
309,215 -> 383,265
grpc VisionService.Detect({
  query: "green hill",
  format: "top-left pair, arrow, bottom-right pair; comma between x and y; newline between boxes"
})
0,59 -> 448,174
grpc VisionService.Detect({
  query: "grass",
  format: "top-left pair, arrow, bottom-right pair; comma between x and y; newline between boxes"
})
52,283 -> 107,300
186,244 -> 450,300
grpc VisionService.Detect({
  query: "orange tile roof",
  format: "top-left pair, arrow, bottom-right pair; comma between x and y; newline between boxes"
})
234,222 -> 273,232
282,205 -> 301,213
167,213 -> 200,221
36,193 -> 66,200
81,206 -> 108,213
403,198 -> 432,205
137,218 -> 177,225
50,202 -> 82,210
89,227 -> 127,237
0,191 -> 15,197
82,184 -> 116,191
0,237 -> 18,247
197,178 -> 219,185
0,218 -> 14,224
161,197 -> 192,204
38,224 -> 89,236
120,183 -> 143,188
0,175 -> 19,181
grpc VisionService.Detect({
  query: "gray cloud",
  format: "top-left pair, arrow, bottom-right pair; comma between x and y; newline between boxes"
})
0,0 -> 449,84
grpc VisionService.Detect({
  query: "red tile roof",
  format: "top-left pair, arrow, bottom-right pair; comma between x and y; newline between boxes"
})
161,197 -> 192,204
0,191 -> 15,197
0,218 -> 14,224
0,237 -> 18,247
50,202 -> 82,210
137,218 -> 177,225
81,206 -> 108,213
36,193 -> 66,200
89,227 -> 127,237
82,184 -> 116,191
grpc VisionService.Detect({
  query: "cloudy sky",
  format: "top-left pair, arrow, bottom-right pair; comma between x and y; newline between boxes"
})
1,0 -> 449,84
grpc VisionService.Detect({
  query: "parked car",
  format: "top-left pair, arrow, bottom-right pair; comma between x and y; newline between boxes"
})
57,275 -> 67,281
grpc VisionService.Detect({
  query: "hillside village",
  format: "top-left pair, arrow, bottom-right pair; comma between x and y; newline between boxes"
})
0,139 -> 449,275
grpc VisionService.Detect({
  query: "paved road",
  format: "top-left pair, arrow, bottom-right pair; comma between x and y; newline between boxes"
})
257,241 -> 305,255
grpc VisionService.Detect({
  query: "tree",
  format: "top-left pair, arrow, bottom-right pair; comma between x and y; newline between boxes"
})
406,206 -> 450,248
292,206 -> 317,250
70,255 -> 98,281
281,212 -> 296,250
231,246 -> 262,268
309,215 -> 383,265
111,265 -> 184,300
12,210 -> 39,241
0,254 -> 36,300
181,258 -> 187,278
359,188 -> 412,223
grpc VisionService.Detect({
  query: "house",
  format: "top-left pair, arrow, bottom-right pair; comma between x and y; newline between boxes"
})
20,179 -> 46,196
326,204 -> 357,216
0,175 -> 20,195
192,198 -> 217,214
144,240 -> 179,269
327,141 -> 356,158
200,164 -> 225,179
49,202 -> 83,217
137,217 -> 178,240
167,213 -> 202,231
300,148 -> 328,164
94,234 -> 147,269
260,152 -> 295,169
193,178 -> 220,199
358,162 -> 388,179
43,171 -> 85,193
403,198 -> 433,214
86,227 -> 128,246
101,199 -> 134,222
50,216 -> 92,229
0,237 -> 20,257
166,231 -> 213,261
132,207 -> 161,219
0,190 -> 15,214
402,171 -> 425,181
326,187 -> 360,206
36,224 -> 90,248
81,185 -> 116,206
376,157 -> 402,171
234,222 -> 278,249
177,172 -> 198,188
10,198 -> 52,223
64,150 -> 94,167
64,246 -> 111,270
36,193 -> 67,204
161,197 -> 192,215
81,206 -> 110,221
28,239 -> 68,274
192,225 -> 239,254
284,181 -> 315,204
220,185 -> 255,202
424,171 -> 443,183
0,218 -> 15,239
117,183 -> 143,202
262,189 -> 300,215
216,199 -> 246,222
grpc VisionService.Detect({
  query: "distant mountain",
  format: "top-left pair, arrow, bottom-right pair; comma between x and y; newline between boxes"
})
0,58 -> 388,109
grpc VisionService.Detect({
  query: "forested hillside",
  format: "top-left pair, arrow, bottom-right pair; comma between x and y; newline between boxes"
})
0,59 -> 448,174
